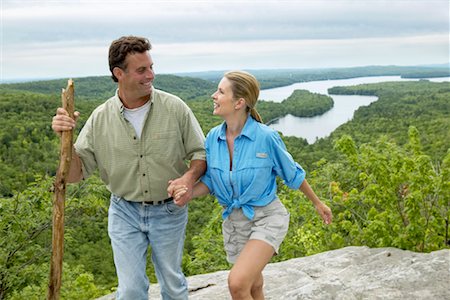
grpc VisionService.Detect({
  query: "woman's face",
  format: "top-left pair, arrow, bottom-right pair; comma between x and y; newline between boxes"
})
211,77 -> 236,117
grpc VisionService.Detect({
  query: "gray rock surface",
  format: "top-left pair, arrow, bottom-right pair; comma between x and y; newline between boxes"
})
97,246 -> 450,299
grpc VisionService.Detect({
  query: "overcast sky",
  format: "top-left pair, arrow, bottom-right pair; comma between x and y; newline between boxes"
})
1,0 -> 449,81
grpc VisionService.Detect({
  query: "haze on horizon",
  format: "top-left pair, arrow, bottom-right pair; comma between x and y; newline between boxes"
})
1,0 -> 449,82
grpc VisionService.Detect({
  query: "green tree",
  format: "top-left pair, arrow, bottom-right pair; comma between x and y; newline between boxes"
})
313,129 -> 449,252
0,176 -> 111,299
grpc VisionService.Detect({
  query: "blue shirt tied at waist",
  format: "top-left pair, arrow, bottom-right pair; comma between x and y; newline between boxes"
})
224,198 -> 255,220
201,116 -> 306,220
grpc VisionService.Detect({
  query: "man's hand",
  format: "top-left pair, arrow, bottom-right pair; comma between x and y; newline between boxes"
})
52,107 -> 80,136
168,183 -> 189,201
168,178 -> 194,207
167,160 -> 206,206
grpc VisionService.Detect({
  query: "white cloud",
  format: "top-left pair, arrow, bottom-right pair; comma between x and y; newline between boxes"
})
152,34 -> 449,72
1,0 -> 449,80
3,0 -> 448,42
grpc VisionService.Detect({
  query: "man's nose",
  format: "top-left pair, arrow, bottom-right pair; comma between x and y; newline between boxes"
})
146,69 -> 155,78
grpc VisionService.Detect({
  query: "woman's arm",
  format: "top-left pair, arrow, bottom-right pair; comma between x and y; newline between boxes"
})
299,179 -> 332,225
169,181 -> 211,206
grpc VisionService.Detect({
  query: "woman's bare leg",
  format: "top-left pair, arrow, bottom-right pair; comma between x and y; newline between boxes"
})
228,240 -> 274,300
250,272 -> 264,300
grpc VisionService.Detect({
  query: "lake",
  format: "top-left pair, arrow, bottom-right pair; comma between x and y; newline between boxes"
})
261,76 -> 450,143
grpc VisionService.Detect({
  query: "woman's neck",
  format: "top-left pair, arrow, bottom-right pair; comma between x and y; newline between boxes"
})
225,113 -> 248,137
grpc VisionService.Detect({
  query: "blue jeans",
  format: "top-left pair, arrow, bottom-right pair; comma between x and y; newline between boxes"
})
108,194 -> 188,300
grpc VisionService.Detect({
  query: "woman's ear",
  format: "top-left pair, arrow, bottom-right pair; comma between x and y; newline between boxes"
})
235,98 -> 246,110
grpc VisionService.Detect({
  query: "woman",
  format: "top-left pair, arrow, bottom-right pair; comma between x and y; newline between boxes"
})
169,70 -> 332,300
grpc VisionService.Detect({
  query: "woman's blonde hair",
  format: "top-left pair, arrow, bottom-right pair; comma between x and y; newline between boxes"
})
224,70 -> 263,123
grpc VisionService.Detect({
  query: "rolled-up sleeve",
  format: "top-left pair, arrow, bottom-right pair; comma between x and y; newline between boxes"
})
74,116 -> 97,179
200,171 -> 213,194
182,107 -> 206,161
270,131 -> 305,190
199,135 -> 214,193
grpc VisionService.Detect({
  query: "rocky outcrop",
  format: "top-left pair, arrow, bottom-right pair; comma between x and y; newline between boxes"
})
97,246 -> 450,299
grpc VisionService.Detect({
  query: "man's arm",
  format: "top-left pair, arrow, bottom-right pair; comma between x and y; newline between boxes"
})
180,159 -> 206,184
66,147 -> 83,183
52,107 -> 83,183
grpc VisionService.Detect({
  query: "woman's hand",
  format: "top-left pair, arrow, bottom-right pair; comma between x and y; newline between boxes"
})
167,181 -> 189,206
314,201 -> 332,225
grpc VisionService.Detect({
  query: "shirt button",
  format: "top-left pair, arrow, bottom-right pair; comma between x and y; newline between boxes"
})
133,136 -> 137,140
145,190 -> 148,193
140,155 -> 143,158
143,173 -> 146,176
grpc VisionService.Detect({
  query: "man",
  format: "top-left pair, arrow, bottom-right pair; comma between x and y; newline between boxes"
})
52,36 -> 206,299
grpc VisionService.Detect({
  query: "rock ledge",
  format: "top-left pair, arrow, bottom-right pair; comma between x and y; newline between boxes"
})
98,246 -> 450,299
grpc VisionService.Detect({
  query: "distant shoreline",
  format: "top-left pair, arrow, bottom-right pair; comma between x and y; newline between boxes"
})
2,64 -> 449,85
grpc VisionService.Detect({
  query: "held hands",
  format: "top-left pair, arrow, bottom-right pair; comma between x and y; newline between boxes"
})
167,179 -> 192,207
169,183 -> 189,202
52,107 -> 80,136
314,201 -> 332,225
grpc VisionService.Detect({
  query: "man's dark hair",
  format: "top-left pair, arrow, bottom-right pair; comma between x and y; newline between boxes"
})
108,36 -> 152,82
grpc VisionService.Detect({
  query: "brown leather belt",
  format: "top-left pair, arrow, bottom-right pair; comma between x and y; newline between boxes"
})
141,197 -> 173,206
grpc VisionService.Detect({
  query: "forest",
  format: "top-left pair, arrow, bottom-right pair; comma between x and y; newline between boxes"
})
177,65 -> 450,89
0,66 -> 449,299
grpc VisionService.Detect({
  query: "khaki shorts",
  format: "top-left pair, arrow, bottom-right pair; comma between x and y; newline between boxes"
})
222,198 -> 290,263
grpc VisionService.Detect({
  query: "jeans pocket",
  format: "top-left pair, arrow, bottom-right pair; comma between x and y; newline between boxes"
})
165,201 -> 186,215
110,194 -> 122,204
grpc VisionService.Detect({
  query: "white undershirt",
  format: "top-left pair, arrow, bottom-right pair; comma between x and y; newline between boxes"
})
123,101 -> 151,138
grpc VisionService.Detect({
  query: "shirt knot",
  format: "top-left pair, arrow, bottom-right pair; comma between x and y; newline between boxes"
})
222,199 -> 255,220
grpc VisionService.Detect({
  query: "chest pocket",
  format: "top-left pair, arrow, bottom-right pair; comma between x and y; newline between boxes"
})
236,157 -> 273,171
208,159 -> 227,179
234,157 -> 273,190
149,130 -> 182,157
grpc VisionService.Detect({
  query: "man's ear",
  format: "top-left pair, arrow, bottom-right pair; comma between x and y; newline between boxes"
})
113,67 -> 123,80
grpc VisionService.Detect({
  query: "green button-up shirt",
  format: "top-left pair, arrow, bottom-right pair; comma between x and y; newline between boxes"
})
74,88 -> 206,202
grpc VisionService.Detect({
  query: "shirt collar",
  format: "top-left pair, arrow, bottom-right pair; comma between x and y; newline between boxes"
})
112,89 -> 124,114
241,115 -> 257,141
217,115 -> 257,141
113,88 -> 154,115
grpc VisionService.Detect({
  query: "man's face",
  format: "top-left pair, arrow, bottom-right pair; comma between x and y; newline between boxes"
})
118,51 -> 155,98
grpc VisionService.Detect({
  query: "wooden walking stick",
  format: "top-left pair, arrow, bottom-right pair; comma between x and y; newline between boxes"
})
47,79 -> 75,300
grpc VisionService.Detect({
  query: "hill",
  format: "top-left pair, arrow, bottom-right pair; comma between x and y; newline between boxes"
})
0,74 -> 216,101
0,74 -> 334,196
176,65 -> 450,89
275,79 -> 450,176
0,70 -> 449,299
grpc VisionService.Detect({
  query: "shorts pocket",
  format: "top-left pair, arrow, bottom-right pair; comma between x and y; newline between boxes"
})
222,219 -> 239,258
252,209 -> 290,248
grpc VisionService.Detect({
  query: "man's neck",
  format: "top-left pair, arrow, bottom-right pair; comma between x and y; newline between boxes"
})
118,90 -> 152,109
